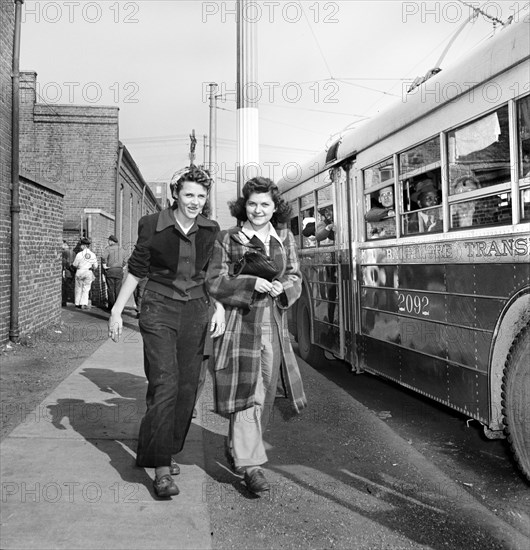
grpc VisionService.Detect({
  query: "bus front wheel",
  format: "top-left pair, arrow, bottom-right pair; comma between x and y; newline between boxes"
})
502,325 -> 530,482
296,294 -> 326,368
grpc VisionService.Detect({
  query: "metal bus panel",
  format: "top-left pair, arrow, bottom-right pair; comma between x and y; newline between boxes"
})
362,337 -> 489,423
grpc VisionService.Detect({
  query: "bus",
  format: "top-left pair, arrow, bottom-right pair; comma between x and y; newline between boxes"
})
278,20 -> 530,481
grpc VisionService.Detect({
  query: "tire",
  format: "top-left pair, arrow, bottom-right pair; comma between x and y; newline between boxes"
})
502,324 -> 530,482
296,293 -> 326,368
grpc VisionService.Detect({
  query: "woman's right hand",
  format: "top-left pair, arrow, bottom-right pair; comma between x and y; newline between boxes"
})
108,311 -> 123,342
254,277 -> 273,294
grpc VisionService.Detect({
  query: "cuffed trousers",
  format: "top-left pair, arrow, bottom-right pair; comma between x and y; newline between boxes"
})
136,290 -> 209,468
229,305 -> 281,469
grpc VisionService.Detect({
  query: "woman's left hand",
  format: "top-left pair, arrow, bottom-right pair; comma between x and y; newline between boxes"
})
269,280 -> 284,298
210,306 -> 226,338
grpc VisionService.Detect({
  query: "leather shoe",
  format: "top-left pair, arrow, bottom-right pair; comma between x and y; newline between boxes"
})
244,468 -> 270,494
153,474 -> 179,498
170,457 -> 180,476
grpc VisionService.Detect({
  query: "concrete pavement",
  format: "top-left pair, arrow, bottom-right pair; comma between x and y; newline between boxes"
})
0,334 -> 213,550
1,325 -> 529,550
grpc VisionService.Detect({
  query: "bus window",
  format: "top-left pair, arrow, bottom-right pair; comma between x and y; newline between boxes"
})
399,136 -> 440,176
519,95 -> 530,177
365,187 -> 396,239
450,191 -> 512,229
301,211 -> 316,248
402,174 -> 442,235
399,137 -> 442,236
518,95 -> 530,219
449,176 -> 512,229
316,186 -> 335,246
316,205 -> 335,245
448,106 -> 511,192
364,158 -> 396,240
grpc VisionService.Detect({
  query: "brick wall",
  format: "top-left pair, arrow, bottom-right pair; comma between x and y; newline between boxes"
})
15,72 -> 160,316
0,3 -> 14,344
19,72 -> 119,229
18,175 -> 64,336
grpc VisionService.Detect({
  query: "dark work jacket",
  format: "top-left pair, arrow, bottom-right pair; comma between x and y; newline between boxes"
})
128,208 -> 220,300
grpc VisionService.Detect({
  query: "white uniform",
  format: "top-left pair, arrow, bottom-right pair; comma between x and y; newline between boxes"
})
73,248 -> 98,307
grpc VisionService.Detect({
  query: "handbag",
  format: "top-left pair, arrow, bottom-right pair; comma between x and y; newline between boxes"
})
232,250 -> 280,282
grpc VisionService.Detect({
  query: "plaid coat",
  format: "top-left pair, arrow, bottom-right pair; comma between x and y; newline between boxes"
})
206,226 -> 307,415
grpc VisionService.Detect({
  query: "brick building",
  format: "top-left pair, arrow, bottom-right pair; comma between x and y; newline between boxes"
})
1,2 -> 66,345
19,71 -> 160,309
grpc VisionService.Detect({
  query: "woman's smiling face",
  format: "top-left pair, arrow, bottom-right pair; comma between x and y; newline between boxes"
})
176,180 -> 208,222
245,192 -> 276,230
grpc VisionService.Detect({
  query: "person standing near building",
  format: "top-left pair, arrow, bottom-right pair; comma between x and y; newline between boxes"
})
206,177 -> 307,496
107,166 -> 225,499
102,235 -> 126,311
73,237 -> 98,310
61,240 -> 75,306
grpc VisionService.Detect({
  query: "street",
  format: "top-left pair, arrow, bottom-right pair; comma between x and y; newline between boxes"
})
199,349 -> 530,550
1,315 -> 528,550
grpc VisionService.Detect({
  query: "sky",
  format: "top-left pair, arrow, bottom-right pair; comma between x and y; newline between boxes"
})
18,0 -> 528,220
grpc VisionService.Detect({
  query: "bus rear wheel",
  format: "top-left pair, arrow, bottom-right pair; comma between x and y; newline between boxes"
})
296,294 -> 326,368
502,325 -> 530,482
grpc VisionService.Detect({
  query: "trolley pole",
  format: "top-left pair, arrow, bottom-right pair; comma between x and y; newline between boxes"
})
236,0 -> 259,198
208,83 -> 218,220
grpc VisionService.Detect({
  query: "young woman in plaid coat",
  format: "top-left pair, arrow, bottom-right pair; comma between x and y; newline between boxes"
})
206,177 -> 307,495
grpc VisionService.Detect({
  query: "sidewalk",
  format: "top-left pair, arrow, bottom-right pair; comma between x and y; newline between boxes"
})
0,335 -> 213,550
2,323 -> 529,550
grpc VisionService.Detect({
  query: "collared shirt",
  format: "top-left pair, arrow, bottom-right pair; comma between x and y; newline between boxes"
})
241,222 -> 283,255
103,243 -> 125,270
128,207 -> 219,302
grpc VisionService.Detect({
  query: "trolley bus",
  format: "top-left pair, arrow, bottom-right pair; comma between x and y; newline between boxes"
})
278,20 -> 530,480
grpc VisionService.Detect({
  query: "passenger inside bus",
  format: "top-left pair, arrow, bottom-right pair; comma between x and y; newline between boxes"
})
315,206 -> 335,245
451,176 -> 501,228
406,178 -> 443,233
522,152 -> 530,178
365,185 -> 396,238
301,212 -> 317,247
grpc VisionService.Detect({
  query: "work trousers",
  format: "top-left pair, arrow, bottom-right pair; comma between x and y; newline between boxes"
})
230,304 -> 282,469
62,275 -> 74,305
105,275 -> 123,310
75,270 -> 94,306
136,290 -> 209,468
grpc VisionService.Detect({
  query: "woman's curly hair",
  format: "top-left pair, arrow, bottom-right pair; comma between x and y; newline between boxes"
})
229,177 -> 291,227
169,165 -> 211,217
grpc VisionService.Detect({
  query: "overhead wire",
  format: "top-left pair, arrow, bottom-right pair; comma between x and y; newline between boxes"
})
301,2 -> 334,80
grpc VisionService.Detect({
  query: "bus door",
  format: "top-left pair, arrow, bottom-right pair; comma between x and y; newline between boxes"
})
309,181 -> 343,358
336,163 -> 359,368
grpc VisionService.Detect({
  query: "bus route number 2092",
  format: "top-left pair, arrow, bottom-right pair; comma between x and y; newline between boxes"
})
397,292 -> 430,316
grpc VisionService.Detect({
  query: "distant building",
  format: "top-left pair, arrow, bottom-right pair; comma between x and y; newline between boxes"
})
18,71 -> 160,309
148,181 -> 171,209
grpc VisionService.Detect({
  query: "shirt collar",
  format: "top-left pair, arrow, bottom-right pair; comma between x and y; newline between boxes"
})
156,207 -> 217,232
241,222 -> 281,244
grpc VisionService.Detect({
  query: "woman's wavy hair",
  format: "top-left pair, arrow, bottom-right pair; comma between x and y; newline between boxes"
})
229,177 -> 291,227
169,165 -> 211,217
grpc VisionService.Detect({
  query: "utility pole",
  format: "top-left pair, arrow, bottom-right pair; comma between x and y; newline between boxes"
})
208,83 -> 218,220
203,134 -> 208,167
236,0 -> 259,198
